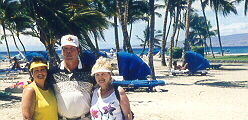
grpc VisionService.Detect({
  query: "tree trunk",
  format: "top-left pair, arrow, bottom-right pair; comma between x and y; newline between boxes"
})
169,5 -> 180,68
2,24 -> 11,59
93,31 -> 99,51
175,13 -> 181,47
161,3 -> 169,66
114,16 -> 120,52
140,23 -> 150,57
10,30 -> 26,60
149,0 -> 156,80
200,0 -> 215,58
82,31 -> 98,56
183,0 -> 192,66
214,7 -> 224,56
46,38 -> 58,70
118,0 -> 133,53
16,32 -> 27,55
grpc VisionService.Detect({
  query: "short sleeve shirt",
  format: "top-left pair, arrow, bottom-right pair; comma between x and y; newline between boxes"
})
52,60 -> 94,119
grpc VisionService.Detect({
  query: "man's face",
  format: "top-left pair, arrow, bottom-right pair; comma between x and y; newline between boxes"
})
62,45 -> 79,61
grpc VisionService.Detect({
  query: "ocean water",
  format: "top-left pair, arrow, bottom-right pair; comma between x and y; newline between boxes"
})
0,46 -> 247,60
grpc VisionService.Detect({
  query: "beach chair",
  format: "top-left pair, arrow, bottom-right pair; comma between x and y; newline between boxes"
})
170,69 -> 189,76
210,64 -> 222,69
0,71 -> 18,83
112,52 -> 166,92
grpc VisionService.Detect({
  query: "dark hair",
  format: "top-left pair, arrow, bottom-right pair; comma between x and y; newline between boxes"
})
31,56 -> 47,65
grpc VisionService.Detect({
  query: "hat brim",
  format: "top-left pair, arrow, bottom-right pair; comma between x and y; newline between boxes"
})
61,43 -> 78,47
91,68 -> 111,76
29,63 -> 48,71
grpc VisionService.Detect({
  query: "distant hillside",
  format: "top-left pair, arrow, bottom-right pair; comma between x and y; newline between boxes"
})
132,33 -> 247,48
209,33 -> 247,47
171,33 -> 247,47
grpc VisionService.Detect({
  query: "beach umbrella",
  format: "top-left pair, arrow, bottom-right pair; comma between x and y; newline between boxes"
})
25,51 -> 49,62
117,52 -> 151,80
186,51 -> 210,73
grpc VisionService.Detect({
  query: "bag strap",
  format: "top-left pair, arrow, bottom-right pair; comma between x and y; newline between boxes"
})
114,86 -> 120,101
114,86 -> 134,119
114,86 -> 125,120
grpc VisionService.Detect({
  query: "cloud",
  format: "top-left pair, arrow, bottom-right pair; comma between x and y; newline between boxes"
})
0,35 -> 45,52
220,22 -> 248,36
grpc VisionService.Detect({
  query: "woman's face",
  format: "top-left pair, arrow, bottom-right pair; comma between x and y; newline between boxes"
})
94,72 -> 112,86
32,66 -> 47,82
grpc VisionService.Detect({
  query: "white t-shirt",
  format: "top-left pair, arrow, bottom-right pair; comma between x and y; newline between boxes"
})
90,88 -> 123,120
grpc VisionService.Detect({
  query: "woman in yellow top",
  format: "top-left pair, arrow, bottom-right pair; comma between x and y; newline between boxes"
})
22,56 -> 58,120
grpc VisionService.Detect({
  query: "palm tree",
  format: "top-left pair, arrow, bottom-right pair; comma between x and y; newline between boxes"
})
209,0 -> 238,56
184,0 -> 192,52
7,2 -> 34,56
200,0 -> 215,58
91,0 -> 121,52
136,27 -> 162,55
149,0 -> 156,80
161,0 -> 171,66
6,23 -> 25,58
21,0 -> 109,64
127,0 -> 150,44
117,0 -> 133,53
232,0 -> 248,15
0,0 -> 18,59
168,0 -> 187,68
187,12 -> 217,48
175,14 -> 185,47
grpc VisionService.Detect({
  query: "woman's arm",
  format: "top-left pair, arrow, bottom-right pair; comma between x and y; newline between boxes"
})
119,87 -> 132,120
22,86 -> 36,120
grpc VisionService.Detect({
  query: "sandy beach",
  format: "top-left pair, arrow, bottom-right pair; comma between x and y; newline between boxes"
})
0,55 -> 248,120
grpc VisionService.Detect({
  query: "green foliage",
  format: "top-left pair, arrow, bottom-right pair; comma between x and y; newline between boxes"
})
206,55 -> 248,61
192,46 -> 204,56
168,47 -> 183,59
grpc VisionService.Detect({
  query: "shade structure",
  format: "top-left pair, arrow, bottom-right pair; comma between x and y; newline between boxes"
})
117,52 -> 151,80
185,51 -> 210,73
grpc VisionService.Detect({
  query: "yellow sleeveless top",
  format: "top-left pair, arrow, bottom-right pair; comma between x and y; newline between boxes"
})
30,82 -> 58,120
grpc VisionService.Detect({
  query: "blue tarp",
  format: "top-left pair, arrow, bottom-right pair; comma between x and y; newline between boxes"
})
185,51 -> 210,73
25,51 -> 49,62
117,52 -> 151,80
80,50 -> 97,67
80,50 -> 111,67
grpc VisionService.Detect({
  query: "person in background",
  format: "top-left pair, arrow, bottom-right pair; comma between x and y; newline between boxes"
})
110,48 -> 115,57
172,61 -> 188,70
11,57 -> 20,70
51,35 -> 95,120
90,57 -> 132,120
22,56 -> 58,120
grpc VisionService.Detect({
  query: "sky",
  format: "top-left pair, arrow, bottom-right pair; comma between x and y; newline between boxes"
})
0,1 -> 247,52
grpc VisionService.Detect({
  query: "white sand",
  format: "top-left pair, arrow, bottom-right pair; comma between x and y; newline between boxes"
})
0,57 -> 248,120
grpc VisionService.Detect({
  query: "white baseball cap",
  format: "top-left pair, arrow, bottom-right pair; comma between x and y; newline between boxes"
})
61,35 -> 79,47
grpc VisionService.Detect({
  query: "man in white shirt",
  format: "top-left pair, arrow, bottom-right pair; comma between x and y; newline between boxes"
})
51,35 -> 94,120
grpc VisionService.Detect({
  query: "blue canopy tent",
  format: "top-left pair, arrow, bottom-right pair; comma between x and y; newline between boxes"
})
25,51 -> 49,62
117,52 -> 151,80
80,50 -> 111,67
112,52 -> 165,91
185,51 -> 210,73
